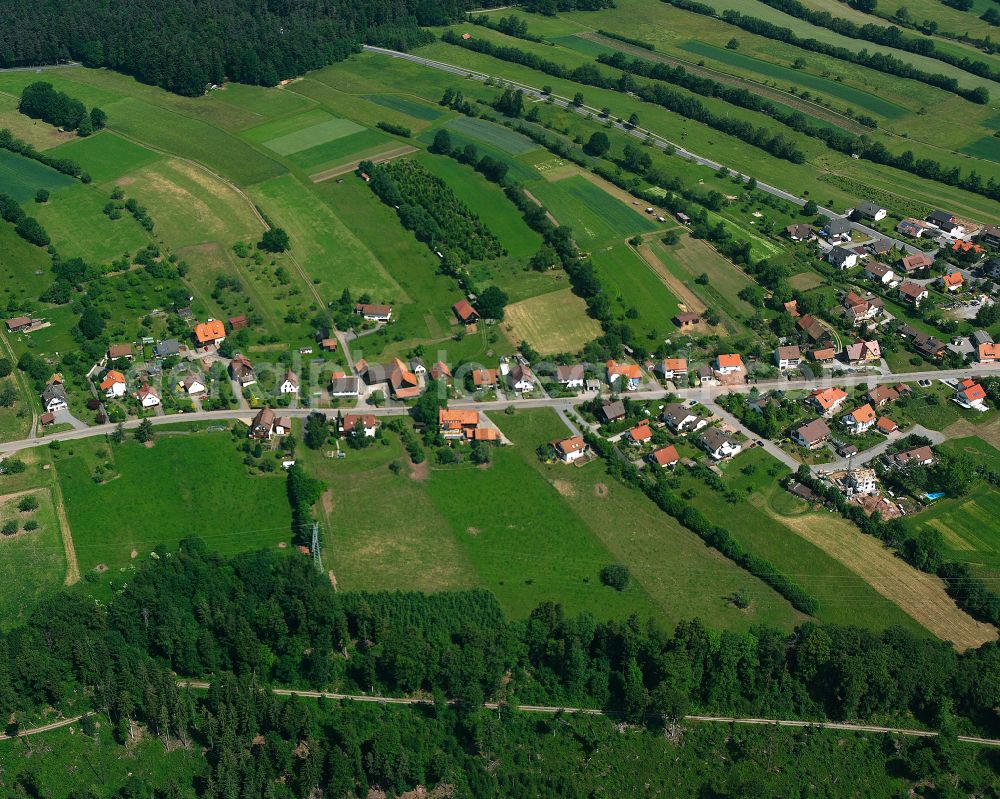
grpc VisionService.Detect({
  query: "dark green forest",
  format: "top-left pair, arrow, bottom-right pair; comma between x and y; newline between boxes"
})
1,541 -> 999,797
0,0 -> 483,95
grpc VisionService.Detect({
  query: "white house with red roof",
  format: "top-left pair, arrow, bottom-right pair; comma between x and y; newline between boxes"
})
954,379 -> 988,411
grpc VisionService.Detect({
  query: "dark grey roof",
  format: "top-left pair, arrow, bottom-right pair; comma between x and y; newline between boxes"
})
855,201 -> 882,216
41,384 -> 67,404
601,400 -> 626,421
825,218 -> 852,235
972,330 -> 994,346
155,339 -> 180,357
330,377 -> 360,394
662,402 -> 691,426
828,246 -> 855,266
927,210 -> 955,226
699,427 -> 733,451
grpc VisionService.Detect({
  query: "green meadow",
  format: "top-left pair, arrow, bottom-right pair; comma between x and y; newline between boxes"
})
47,130 -> 160,182
528,175 -> 657,245
0,149 -> 75,202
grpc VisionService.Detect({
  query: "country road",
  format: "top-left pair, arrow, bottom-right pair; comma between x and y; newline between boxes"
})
1,365 -> 994,457
361,45 -> 924,254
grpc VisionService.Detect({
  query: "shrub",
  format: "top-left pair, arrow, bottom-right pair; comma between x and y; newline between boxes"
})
600,563 -> 630,591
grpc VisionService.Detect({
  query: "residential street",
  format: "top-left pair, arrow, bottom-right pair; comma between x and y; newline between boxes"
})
1,365 -> 994,456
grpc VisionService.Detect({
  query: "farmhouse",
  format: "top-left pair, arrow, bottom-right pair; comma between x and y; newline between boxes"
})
5,316 -> 32,333
100,370 -> 127,399
900,252 -> 933,273
662,402 -> 707,432
180,374 -> 206,395
714,353 -> 743,375
107,343 -> 134,361
329,375 -> 360,397
355,303 -> 392,321
279,370 -> 299,395
876,417 -> 898,434
40,384 -> 68,412
808,387 -> 848,416
774,345 -> 801,370
853,201 -> 887,222
648,444 -> 680,469
656,358 -> 688,380
955,378 -> 987,411
552,436 -> 587,464
340,413 -> 378,437
940,272 -> 964,292
137,384 -> 160,408
843,339 -> 881,365
472,368 -> 498,389
822,217 -> 852,242
601,400 -> 626,422
886,445 -> 934,468
797,315 -> 829,343
606,360 -> 642,390
865,262 -> 894,284
897,218 -> 933,238
867,385 -> 899,407
508,363 -> 536,393
828,246 -> 858,270
926,210 -> 963,235
193,319 -> 226,348
452,299 -> 479,324
154,339 -> 181,358
842,403 -> 877,432
625,423 -> 653,445
785,223 -> 813,241
673,312 -> 699,328
698,428 -> 741,460
438,407 -> 480,439
228,354 -> 256,387
897,281 -> 928,305
556,364 -> 585,388
431,361 -> 452,383
793,418 -> 830,449
388,359 -> 420,399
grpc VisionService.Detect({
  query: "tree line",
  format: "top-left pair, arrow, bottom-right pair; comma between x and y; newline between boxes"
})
0,128 -> 89,181
440,31 -> 809,164
756,0 -> 1000,89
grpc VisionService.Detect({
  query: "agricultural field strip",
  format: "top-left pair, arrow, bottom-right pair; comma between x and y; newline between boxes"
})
262,117 -> 365,155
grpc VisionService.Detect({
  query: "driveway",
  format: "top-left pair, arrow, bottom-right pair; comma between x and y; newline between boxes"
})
819,424 -> 945,474
704,398 -> 802,472
53,407 -> 87,431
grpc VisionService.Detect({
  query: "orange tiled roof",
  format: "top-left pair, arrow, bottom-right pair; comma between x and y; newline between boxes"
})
194,319 -> 226,344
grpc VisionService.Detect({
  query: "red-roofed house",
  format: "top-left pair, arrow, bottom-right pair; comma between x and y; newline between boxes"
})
194,319 -> 226,348
876,417 -> 898,434
955,379 -> 987,411
453,299 -> 479,324
979,342 -> 1000,363
552,436 -> 587,464
100,370 -> 127,399
714,353 -> 743,375
842,403 -> 877,432
606,360 -> 642,390
648,444 -> 680,468
625,423 -> 653,445
808,387 -> 848,416
940,272 -> 964,291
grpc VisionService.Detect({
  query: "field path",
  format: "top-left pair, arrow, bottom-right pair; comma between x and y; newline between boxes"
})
310,145 -> 417,183
634,241 -> 707,315
769,509 -> 997,650
48,477 -> 80,586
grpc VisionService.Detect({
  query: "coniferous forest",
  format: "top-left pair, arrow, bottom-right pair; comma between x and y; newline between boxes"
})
0,0 -> 497,95
1,540 -> 999,797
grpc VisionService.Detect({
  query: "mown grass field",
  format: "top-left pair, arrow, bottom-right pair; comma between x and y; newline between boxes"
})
503,287 -> 602,354
363,93 -> 447,121
48,130 -> 160,182
0,149 -> 75,202
528,175 -> 657,245
0,222 -> 51,306
0,483 -> 65,629
55,431 -> 293,578
678,40 -> 909,119
443,115 -> 541,155
960,135 -> 1000,164
591,242 -> 683,340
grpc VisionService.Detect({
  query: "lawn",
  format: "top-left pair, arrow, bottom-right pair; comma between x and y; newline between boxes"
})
673,448 -> 959,638
47,130 -> 160,182
0,484 -> 65,629
528,175 -> 657,245
0,222 -> 52,307
590,242 -> 683,341
959,135 -> 1000,164
363,93 -> 447,121
55,431 -> 294,577
298,433 -> 480,595
0,149 -> 75,202
250,173 -> 402,300
33,182 -> 153,262
123,156 -> 264,249
416,152 -> 543,259
502,287 -> 602,354
496,410 -> 808,631
678,40 -> 909,119
442,115 -> 541,155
